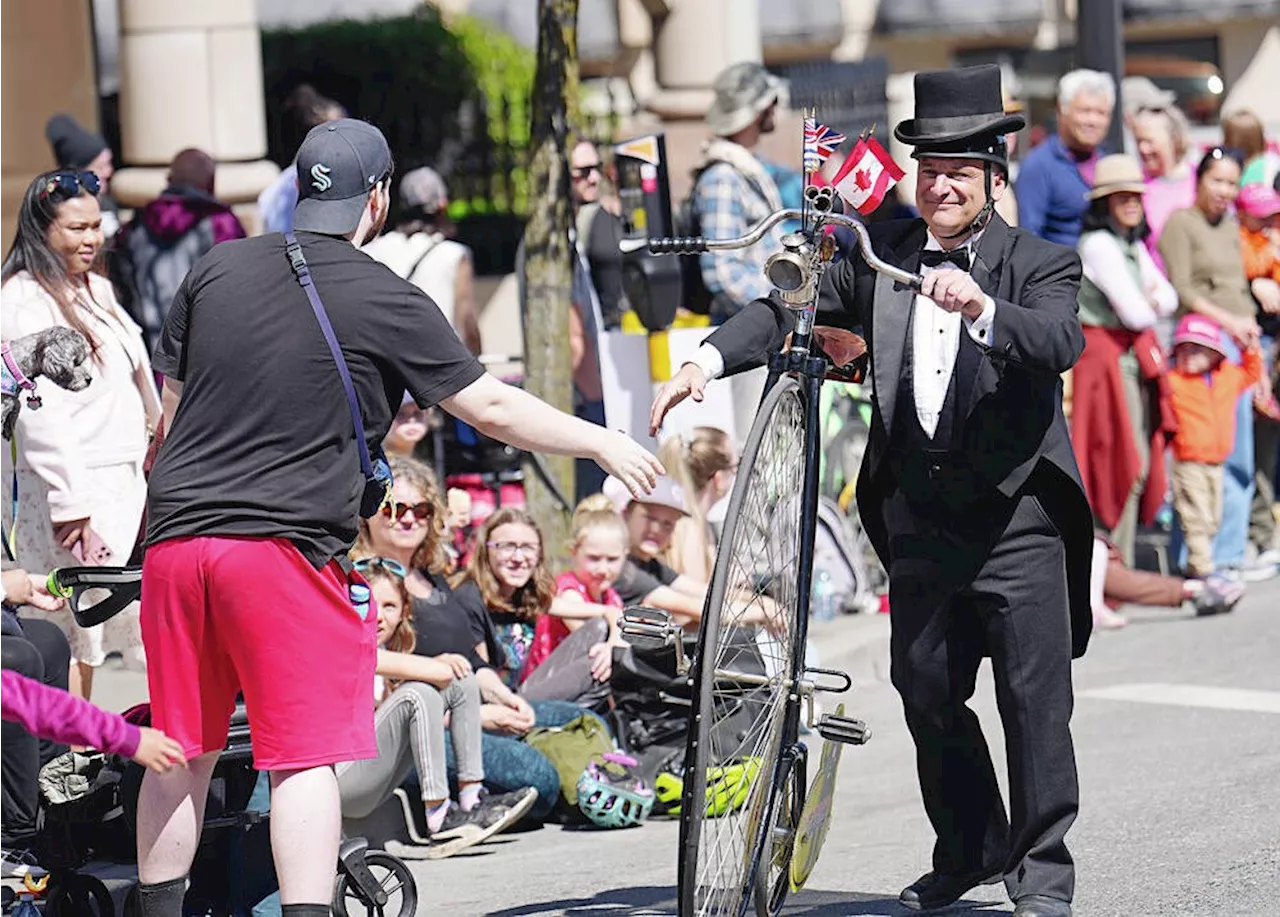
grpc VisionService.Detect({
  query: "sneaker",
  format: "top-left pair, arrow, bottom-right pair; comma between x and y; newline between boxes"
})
436,786 -> 539,838
1240,548 -> 1280,583
1194,574 -> 1246,616
0,847 -> 47,879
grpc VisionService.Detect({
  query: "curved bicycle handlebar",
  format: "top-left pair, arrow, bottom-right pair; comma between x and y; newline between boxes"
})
620,207 -> 924,290
47,566 -> 141,629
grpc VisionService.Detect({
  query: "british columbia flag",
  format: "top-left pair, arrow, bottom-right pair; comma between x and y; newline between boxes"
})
803,118 -> 846,174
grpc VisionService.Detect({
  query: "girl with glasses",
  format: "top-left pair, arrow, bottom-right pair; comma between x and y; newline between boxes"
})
357,456 -> 612,824
1,171 -> 161,700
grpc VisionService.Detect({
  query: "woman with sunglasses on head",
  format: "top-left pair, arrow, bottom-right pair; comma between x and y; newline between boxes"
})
1159,147 -> 1274,576
357,456 -> 610,821
335,557 -> 536,854
1,171 -> 160,701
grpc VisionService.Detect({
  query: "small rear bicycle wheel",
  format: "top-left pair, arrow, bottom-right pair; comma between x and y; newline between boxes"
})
678,376 -> 807,917
46,873 -> 115,917
332,850 -> 418,917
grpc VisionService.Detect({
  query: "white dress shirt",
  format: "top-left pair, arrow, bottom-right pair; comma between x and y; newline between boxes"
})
685,230 -> 996,440
912,231 -> 995,437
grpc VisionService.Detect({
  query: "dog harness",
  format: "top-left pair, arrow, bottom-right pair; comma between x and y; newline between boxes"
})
1,342 -> 41,409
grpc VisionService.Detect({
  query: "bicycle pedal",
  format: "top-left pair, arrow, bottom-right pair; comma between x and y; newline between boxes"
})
620,605 -> 680,647
816,713 -> 871,746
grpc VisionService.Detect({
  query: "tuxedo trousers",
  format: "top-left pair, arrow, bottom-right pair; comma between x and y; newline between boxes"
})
883,487 -> 1078,904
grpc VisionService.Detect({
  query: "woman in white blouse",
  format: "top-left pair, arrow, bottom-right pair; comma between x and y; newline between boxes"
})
1072,155 -> 1178,601
2,170 -> 160,699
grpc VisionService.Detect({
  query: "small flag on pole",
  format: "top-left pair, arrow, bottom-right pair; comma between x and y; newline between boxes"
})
830,136 -> 905,215
803,118 -> 846,174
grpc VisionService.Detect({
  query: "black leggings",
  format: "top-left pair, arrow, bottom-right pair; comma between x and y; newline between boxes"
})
1,618 -> 72,844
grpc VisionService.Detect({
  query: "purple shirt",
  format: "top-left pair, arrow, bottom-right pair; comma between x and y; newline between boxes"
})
1,670 -> 141,758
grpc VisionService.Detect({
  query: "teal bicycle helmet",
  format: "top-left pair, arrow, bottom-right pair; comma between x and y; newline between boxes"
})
576,752 -> 655,829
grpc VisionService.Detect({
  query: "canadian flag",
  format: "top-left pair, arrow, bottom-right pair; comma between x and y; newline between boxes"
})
830,137 -> 905,216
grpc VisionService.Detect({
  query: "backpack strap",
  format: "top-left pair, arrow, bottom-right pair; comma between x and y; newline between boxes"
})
402,232 -> 445,283
283,232 -> 374,480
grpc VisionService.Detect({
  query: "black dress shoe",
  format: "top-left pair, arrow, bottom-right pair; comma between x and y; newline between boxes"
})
1012,895 -> 1072,917
898,868 -> 1003,911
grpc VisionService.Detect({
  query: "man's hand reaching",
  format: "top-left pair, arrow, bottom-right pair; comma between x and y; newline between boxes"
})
649,363 -> 708,436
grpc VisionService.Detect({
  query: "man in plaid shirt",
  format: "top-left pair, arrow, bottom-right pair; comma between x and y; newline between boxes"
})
690,61 -> 789,437
692,61 -> 788,324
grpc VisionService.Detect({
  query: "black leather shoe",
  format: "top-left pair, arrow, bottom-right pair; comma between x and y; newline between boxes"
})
898,868 -> 1003,911
1012,895 -> 1072,917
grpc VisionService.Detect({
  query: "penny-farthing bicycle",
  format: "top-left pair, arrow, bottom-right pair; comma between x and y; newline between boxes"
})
621,189 -> 924,917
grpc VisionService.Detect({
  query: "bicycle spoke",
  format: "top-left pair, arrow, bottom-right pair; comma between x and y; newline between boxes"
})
685,380 -> 806,917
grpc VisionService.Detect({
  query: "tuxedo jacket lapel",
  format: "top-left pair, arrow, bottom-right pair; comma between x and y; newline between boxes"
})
871,224 -> 927,435
961,215 -> 1011,421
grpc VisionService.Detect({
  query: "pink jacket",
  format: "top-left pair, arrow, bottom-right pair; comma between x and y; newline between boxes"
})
1,669 -> 140,758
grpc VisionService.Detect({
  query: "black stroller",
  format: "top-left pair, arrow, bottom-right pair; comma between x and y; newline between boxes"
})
611,609 -> 773,817
12,566 -> 418,917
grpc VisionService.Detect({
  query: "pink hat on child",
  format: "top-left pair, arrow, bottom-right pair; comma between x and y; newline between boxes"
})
1237,183 -> 1280,219
1172,314 -> 1228,357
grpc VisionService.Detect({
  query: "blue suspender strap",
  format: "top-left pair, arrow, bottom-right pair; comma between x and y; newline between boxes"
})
282,232 -> 375,479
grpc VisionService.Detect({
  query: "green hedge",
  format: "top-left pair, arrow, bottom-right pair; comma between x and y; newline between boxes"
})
447,14 -> 536,216
261,7 -> 535,221
260,8 -> 478,185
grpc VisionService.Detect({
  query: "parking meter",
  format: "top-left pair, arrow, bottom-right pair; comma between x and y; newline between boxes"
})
613,133 -> 684,332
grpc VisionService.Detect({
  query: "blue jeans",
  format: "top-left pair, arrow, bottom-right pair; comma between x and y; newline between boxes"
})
1171,337 -> 1256,570
438,700 -> 608,821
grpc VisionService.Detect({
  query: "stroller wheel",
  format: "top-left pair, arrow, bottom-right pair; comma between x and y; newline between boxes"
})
46,873 -> 114,917
332,849 -> 417,917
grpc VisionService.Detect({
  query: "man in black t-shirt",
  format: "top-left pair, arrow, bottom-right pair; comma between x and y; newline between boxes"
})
134,119 -> 662,917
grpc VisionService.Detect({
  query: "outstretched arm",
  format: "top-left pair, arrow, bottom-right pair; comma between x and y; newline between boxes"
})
441,372 -> 663,498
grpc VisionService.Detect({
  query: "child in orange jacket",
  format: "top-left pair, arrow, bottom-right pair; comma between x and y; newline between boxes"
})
1167,314 -> 1264,577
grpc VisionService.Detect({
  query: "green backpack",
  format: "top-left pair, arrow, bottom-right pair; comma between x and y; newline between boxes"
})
525,714 -> 614,807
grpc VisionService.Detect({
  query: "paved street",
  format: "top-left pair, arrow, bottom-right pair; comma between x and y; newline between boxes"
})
91,575 -> 1280,916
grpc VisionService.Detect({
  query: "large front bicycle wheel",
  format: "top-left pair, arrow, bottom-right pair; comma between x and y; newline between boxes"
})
678,376 -> 807,917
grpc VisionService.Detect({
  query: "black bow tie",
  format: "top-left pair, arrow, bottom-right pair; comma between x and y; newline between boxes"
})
920,249 -> 972,271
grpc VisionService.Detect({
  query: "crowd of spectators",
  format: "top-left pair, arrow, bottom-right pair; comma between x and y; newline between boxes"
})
1,59 -> 1278,892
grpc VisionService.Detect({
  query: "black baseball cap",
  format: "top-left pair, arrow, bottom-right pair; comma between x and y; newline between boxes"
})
293,118 -> 393,235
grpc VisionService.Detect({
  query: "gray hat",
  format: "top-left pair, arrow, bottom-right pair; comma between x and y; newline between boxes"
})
294,118 -> 393,235
1121,76 -> 1176,116
398,166 -> 449,213
706,62 -> 783,137
603,475 -> 689,516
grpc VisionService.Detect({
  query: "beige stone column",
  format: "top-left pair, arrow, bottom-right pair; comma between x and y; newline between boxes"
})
1,0 -> 100,244
618,0 -> 769,201
110,0 -> 278,224
646,0 -> 764,121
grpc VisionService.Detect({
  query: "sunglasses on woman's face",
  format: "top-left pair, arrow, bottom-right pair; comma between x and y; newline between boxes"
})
354,556 -> 408,579
41,171 -> 102,201
380,500 -> 433,523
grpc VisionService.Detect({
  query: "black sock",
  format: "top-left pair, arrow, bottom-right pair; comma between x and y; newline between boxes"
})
281,905 -> 332,917
136,877 -> 187,917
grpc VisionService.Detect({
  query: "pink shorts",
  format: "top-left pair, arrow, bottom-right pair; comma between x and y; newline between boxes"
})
140,536 -> 377,771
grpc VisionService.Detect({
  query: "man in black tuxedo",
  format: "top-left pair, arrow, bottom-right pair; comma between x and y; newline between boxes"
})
649,65 -> 1092,917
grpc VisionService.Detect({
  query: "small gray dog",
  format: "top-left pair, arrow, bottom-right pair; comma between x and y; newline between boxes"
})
2,327 -> 93,440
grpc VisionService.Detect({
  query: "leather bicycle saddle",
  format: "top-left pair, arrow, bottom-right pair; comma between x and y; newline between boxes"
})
813,327 -> 869,384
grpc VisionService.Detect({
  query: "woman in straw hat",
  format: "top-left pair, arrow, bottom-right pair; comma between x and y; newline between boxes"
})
1070,154 -> 1178,609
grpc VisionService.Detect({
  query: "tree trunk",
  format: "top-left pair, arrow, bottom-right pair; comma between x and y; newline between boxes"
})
522,0 -> 580,567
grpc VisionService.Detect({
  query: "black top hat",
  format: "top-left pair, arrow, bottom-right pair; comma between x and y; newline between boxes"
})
894,64 -> 1025,154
